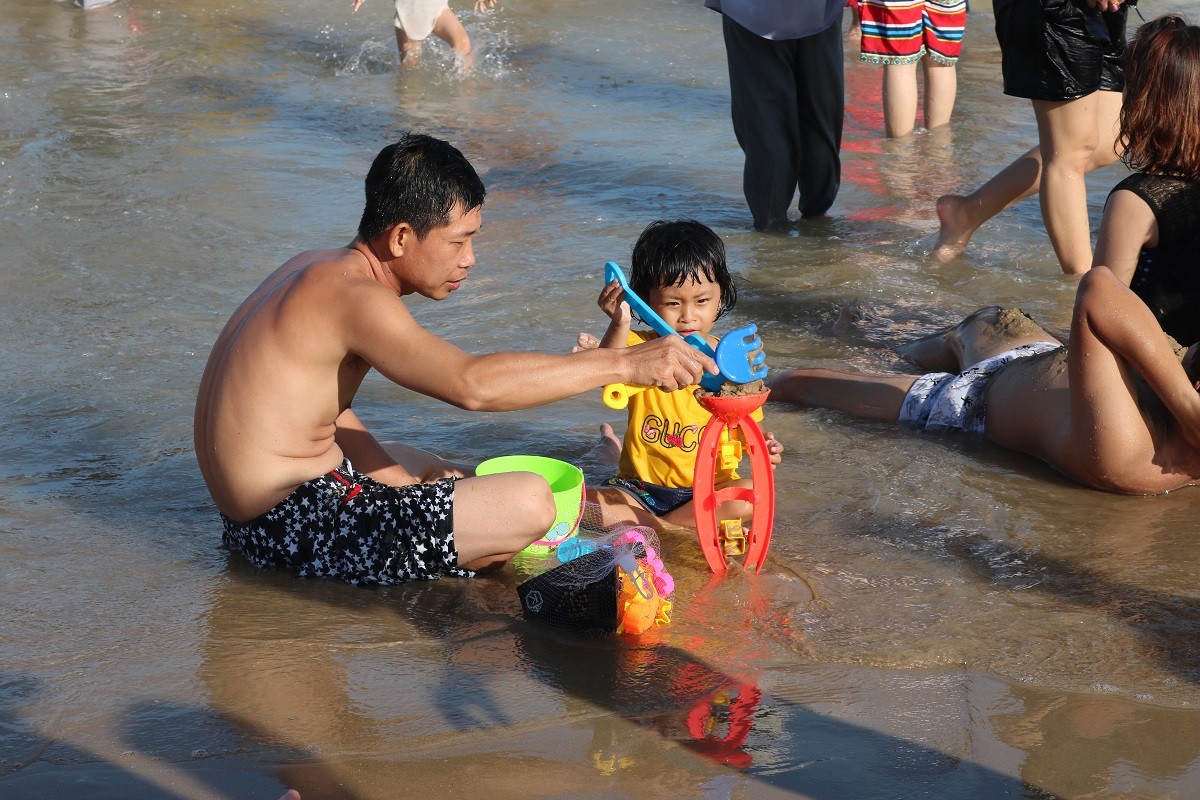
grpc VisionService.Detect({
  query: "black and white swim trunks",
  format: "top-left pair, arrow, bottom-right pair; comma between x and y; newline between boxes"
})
221,459 -> 472,586
898,341 -> 1062,435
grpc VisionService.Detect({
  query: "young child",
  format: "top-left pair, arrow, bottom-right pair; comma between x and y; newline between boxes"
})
859,0 -> 966,137
579,220 -> 784,530
352,0 -> 494,65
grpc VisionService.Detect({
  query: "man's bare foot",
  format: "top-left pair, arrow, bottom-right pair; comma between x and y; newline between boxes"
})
933,194 -> 976,262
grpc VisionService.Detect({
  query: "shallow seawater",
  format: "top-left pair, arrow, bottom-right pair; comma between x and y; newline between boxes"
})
2,0 -> 1199,797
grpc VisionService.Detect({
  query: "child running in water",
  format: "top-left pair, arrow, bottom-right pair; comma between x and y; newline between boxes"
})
352,0 -> 495,65
577,220 -> 784,530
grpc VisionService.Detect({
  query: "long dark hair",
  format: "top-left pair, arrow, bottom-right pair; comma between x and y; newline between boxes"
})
358,133 -> 486,242
629,220 -> 737,320
1119,15 -> 1200,178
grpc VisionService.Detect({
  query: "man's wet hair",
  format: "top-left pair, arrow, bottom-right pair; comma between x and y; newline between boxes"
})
629,219 -> 737,320
358,133 -> 486,242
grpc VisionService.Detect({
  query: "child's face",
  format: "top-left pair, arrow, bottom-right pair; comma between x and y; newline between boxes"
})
646,274 -> 721,339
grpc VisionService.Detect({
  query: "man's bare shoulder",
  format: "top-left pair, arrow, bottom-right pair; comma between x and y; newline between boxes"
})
274,247 -> 402,307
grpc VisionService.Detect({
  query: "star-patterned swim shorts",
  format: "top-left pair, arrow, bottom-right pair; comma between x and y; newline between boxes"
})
220,459 -> 473,586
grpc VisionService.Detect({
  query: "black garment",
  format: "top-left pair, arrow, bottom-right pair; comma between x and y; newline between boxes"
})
721,13 -> 844,229
1110,172 -> 1200,346
994,0 -> 1127,101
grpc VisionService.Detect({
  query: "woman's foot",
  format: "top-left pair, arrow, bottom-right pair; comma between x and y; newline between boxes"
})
933,194 -> 977,261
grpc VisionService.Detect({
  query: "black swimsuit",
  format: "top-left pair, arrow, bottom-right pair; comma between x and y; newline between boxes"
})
1110,172 -> 1200,346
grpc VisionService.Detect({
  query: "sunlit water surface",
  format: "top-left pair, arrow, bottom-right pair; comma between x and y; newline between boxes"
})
2,1 -> 1199,798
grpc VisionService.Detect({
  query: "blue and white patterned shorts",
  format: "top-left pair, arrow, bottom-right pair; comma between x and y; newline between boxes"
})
221,459 -> 472,586
899,341 -> 1062,435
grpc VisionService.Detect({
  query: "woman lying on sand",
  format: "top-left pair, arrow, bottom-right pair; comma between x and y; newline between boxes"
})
769,267 -> 1200,495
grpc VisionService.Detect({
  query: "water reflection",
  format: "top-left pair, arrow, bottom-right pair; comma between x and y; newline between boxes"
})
199,561 -> 1063,798
994,686 -> 1200,798
4,0 -> 1200,795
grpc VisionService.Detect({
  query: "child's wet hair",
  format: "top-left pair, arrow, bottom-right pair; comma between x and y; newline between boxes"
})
629,220 -> 737,319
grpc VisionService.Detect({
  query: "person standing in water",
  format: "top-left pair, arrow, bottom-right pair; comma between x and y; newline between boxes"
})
704,0 -> 847,229
858,0 -> 967,138
933,0 -> 1128,274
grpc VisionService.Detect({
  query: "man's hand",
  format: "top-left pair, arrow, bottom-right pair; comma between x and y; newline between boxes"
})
623,334 -> 715,391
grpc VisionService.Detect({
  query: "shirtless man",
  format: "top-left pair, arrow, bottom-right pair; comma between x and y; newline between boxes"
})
769,266 -> 1200,494
194,134 -> 715,585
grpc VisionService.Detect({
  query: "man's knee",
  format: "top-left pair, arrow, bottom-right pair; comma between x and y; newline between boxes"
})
511,474 -> 557,542
530,480 -> 557,536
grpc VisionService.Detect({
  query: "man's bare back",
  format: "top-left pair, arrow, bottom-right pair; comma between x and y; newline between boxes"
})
195,246 -> 386,521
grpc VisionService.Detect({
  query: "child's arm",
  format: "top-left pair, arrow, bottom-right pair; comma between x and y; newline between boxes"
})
597,278 -> 633,349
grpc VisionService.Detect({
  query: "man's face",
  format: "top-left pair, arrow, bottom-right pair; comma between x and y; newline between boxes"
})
397,202 -> 481,300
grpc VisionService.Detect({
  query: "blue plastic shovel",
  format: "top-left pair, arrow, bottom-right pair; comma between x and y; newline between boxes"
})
601,262 -> 767,408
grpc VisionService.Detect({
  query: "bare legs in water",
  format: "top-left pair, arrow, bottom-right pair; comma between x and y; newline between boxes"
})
934,89 -> 1123,274
395,7 -> 475,67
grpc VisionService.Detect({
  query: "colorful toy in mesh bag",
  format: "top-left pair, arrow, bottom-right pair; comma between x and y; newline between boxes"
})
517,528 -> 675,636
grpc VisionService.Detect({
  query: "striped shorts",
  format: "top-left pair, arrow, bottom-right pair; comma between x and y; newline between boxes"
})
860,0 -> 967,66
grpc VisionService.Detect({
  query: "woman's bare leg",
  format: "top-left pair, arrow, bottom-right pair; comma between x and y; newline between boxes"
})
395,27 -> 422,63
934,89 -> 1122,264
1034,95 -> 1102,274
934,146 -> 1042,261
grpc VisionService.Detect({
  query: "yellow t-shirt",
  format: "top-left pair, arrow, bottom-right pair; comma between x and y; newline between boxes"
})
616,330 -> 763,489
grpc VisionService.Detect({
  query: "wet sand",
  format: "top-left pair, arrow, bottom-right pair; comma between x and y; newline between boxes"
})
3,0 -> 1200,798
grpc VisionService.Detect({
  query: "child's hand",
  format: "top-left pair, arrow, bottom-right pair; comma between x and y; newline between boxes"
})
573,332 -> 601,353
351,0 -> 365,11
765,432 -> 784,468
474,0 -> 497,10
598,279 -> 632,327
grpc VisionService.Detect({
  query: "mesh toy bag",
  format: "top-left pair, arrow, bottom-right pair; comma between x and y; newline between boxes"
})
516,521 -> 675,636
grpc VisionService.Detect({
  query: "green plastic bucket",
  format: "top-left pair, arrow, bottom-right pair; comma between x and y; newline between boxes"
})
475,455 -> 586,553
